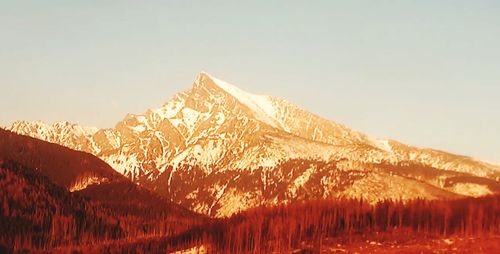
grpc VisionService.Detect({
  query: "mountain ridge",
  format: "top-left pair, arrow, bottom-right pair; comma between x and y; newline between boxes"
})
5,72 -> 500,216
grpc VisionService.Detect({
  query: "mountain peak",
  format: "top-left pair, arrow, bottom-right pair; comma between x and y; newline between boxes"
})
195,72 -> 280,128
7,71 -> 500,217
196,71 -> 244,93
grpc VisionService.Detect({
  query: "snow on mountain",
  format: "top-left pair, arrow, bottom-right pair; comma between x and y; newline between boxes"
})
6,72 -> 500,217
8,120 -> 98,152
69,175 -> 109,192
201,71 -> 280,129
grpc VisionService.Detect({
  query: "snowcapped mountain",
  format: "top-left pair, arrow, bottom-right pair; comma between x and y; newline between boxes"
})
8,120 -> 98,152
6,72 -> 500,217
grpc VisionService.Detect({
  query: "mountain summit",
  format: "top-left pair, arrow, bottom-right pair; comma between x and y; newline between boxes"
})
7,72 -> 500,216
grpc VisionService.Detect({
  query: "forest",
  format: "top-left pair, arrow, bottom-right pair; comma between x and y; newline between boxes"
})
206,195 -> 500,253
1,158 -> 498,253
0,160 -> 205,253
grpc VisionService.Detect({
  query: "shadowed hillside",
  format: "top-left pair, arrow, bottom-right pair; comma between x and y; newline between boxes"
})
0,128 -> 199,215
0,129 -> 207,253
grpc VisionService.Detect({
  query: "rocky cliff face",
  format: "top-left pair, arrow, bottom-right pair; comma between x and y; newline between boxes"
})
7,72 -> 500,217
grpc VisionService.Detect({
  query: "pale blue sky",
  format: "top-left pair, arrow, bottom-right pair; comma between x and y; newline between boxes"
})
1,1 -> 499,162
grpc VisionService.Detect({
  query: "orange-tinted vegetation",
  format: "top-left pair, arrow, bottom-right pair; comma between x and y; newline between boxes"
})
0,128 -> 206,253
0,160 -> 205,253
0,128 -> 121,188
0,129 -> 195,217
1,128 -> 499,253
203,196 -> 500,253
1,158 -> 499,253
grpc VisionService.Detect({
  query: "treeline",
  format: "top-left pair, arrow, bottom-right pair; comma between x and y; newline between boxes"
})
2,156 -> 499,254
0,160 -> 204,253
206,196 -> 500,253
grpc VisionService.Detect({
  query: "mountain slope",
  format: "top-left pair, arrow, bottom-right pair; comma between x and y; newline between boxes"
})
0,129 -> 208,252
0,159 -> 123,251
0,159 -> 206,253
0,127 -> 119,190
0,128 -> 197,216
6,72 -> 500,217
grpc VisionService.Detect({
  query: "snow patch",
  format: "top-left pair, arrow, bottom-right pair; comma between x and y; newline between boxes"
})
451,183 -> 492,197
288,166 -> 315,198
369,138 -> 393,153
208,182 -> 230,216
69,176 -> 108,192
129,125 -> 146,133
172,245 -> 207,254
181,108 -> 201,133
214,188 -> 260,217
200,72 -> 280,129
215,112 -> 225,125
104,130 -> 120,149
72,125 -> 98,136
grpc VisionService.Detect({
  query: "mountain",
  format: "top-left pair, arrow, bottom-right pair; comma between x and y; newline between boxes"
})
0,127 -> 120,190
0,128 -> 198,216
0,159 -> 205,253
6,72 -> 500,217
0,129 -> 206,252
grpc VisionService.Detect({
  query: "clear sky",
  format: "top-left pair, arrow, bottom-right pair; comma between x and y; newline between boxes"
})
1,1 -> 499,162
